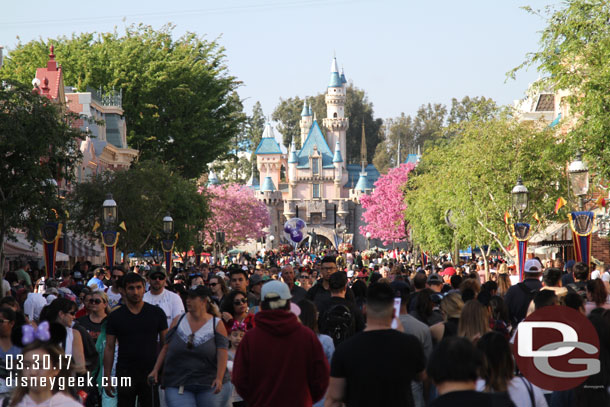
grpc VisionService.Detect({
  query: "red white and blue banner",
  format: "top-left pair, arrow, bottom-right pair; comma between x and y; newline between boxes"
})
41,222 -> 62,279
421,251 -> 429,267
512,223 -> 531,282
101,231 -> 120,267
162,239 -> 175,274
568,211 -> 594,269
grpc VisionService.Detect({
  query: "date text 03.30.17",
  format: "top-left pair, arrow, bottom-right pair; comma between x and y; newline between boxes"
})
5,354 -> 72,370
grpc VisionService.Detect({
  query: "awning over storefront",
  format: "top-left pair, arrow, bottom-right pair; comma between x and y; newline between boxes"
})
60,234 -> 102,258
2,234 -> 69,261
530,222 -> 572,246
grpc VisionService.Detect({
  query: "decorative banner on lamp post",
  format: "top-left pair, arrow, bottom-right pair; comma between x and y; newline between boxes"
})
41,222 -> 62,279
101,231 -> 120,267
512,222 -> 531,282
568,211 -> 594,268
162,239 -> 175,275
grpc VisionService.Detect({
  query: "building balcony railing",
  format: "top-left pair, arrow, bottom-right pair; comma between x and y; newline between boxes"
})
89,86 -> 122,108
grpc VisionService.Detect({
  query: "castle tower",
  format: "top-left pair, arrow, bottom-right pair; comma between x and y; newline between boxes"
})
254,122 -> 285,191
322,57 -> 349,160
299,99 -> 313,148
333,140 -> 343,197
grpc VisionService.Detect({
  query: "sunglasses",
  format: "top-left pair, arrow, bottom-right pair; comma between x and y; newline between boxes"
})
0,319 -> 11,324
186,333 -> 195,350
299,275 -> 309,279
150,275 -> 165,281
209,283 -> 218,287
233,298 -> 248,305
88,299 -> 103,305
68,311 -> 76,316
189,273 -> 202,278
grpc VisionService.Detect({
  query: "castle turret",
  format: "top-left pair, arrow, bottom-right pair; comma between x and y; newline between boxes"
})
208,169 -> 220,186
299,99 -> 313,148
323,57 -> 348,162
333,140 -> 343,196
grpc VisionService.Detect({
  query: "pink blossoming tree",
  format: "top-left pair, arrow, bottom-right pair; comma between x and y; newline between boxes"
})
359,163 -> 415,245
200,184 -> 270,247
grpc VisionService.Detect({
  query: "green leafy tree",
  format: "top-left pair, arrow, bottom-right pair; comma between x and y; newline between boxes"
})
406,113 -> 570,261
2,24 -> 244,179
373,114 -> 417,173
413,103 -> 447,149
0,81 -> 83,278
510,1 -> 610,178
272,96 -> 304,148
67,160 -> 208,256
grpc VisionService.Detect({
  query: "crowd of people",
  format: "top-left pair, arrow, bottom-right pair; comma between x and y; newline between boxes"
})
0,249 -> 608,406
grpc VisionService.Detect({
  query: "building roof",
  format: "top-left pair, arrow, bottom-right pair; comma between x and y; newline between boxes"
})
329,72 -> 343,88
255,138 -> 283,155
208,170 -> 220,186
404,154 -> 421,165
288,142 -> 298,164
260,176 -> 276,192
301,100 -> 311,116
33,45 -> 64,102
340,67 -> 347,84
354,172 -> 373,192
333,140 -> 343,163
549,112 -> 562,128
328,57 -> 342,88
296,120 -> 334,169
346,163 -> 380,188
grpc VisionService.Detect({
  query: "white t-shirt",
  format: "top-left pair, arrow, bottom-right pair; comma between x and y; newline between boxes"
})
16,392 -> 82,406
105,288 -> 122,309
476,377 -> 548,407
509,275 -> 520,286
143,289 -> 185,325
23,293 -> 47,322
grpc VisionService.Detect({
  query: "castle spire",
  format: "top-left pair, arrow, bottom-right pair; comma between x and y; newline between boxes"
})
301,99 -> 310,116
360,120 -> 367,171
328,56 -> 342,88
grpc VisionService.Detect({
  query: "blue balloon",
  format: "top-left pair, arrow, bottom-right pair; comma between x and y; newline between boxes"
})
292,231 -> 303,243
284,225 -> 292,233
295,219 -> 305,229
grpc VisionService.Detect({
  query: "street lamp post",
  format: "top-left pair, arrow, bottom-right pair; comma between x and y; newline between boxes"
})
269,234 -> 275,249
510,177 -> 531,281
568,151 -> 590,211
41,178 -> 62,279
101,194 -> 119,267
567,152 -> 594,268
366,232 -> 371,250
161,213 -> 174,274
511,176 -> 529,222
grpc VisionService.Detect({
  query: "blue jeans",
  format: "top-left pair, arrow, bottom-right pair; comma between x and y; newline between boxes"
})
165,383 -> 231,407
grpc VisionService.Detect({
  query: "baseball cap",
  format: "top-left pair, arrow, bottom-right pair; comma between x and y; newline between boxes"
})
427,273 -> 443,285
249,274 -> 263,286
73,271 -> 83,280
524,259 -> 543,273
439,267 -> 456,277
261,280 -> 292,301
148,267 -> 166,279
187,285 -> 213,299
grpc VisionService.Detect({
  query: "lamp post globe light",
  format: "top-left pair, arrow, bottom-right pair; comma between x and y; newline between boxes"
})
163,213 -> 174,235
511,176 -> 529,221
269,234 -> 275,249
568,151 -> 589,210
365,231 -> 371,250
102,193 -> 117,227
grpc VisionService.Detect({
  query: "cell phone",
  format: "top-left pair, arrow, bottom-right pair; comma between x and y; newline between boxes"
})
391,297 -> 401,329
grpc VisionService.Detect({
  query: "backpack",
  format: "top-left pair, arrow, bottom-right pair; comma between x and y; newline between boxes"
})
320,303 -> 354,346
513,283 -> 538,327
567,281 -> 587,299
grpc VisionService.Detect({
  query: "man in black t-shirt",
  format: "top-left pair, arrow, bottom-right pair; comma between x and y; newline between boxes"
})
326,283 -> 425,407
318,271 -> 364,345
104,272 -> 168,407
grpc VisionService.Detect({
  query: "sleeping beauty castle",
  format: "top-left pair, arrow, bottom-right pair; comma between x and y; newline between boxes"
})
248,57 -> 383,251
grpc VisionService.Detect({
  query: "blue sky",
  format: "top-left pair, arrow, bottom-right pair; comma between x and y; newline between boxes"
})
1,0 -> 556,120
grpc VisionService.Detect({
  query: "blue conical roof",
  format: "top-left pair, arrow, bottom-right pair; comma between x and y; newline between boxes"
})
340,67 -> 347,84
261,176 -> 276,192
208,170 -> 220,186
333,140 -> 343,163
329,72 -> 342,88
308,104 -> 313,116
288,142 -> 298,164
301,100 -> 310,116
354,172 -> 372,192
297,120 -> 334,169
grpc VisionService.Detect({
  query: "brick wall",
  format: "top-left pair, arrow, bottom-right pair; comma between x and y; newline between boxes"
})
591,234 -> 610,264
